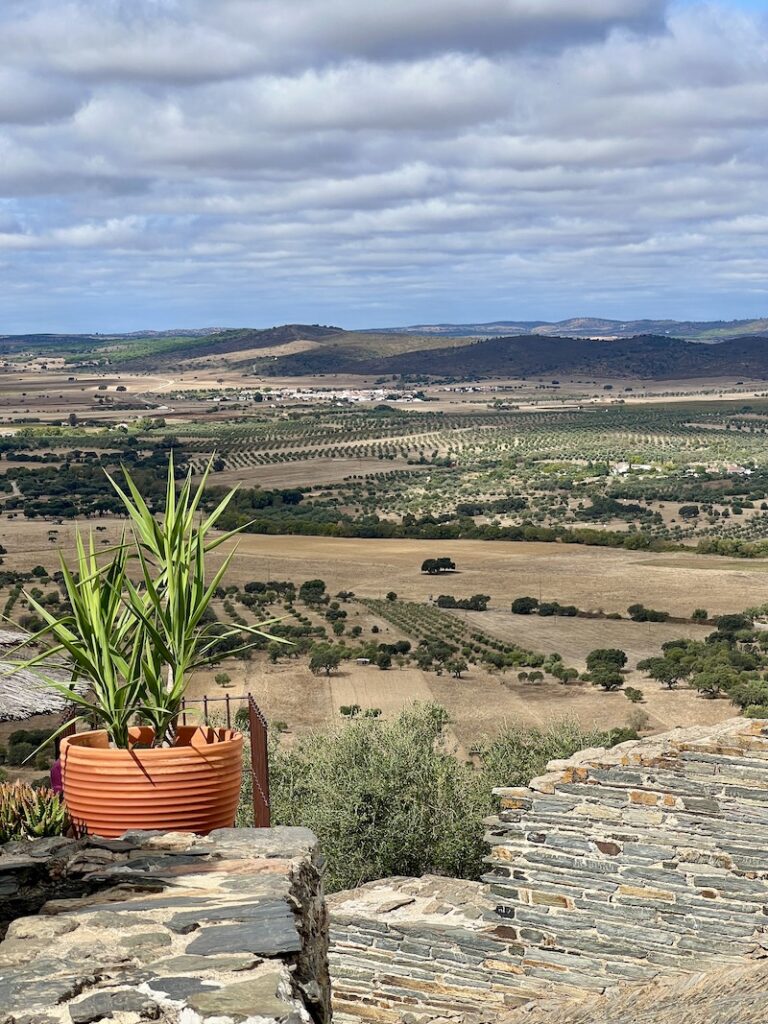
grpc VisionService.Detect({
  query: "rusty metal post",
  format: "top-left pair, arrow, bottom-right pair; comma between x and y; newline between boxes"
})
248,694 -> 270,827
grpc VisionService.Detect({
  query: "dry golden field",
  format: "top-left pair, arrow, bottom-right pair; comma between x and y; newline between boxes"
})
1,522 -> 755,747
5,524 -> 762,617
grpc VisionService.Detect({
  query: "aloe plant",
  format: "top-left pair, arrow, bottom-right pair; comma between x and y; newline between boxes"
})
0,781 -> 69,842
16,456 -> 286,748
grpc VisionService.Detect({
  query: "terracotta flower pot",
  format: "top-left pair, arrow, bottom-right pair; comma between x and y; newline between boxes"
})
60,725 -> 243,838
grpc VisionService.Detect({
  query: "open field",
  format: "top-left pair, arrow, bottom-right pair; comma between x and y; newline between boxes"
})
0,525 -> 764,618
182,650 -> 735,751
456,609 -> 710,669
210,535 -> 768,617
194,456 -> 423,489
3,360 -> 768,762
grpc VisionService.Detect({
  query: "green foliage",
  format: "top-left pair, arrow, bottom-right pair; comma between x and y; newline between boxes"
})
0,781 -> 69,842
627,603 -> 669,623
309,645 -> 342,675
421,557 -> 456,574
436,594 -> 489,611
258,704 -> 624,892
586,648 -> 628,672
590,666 -> 625,691
16,457 -> 284,748
299,579 -> 327,604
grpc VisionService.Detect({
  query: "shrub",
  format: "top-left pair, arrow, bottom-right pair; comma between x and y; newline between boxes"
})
586,648 -> 628,672
247,704 -> 624,892
0,781 -> 69,843
626,708 -> 650,733
6,741 -> 36,767
624,687 -> 645,703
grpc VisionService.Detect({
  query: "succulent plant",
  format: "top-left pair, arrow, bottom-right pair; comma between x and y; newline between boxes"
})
0,780 -> 69,843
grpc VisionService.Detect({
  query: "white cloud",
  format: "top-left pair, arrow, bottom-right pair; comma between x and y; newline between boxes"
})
0,0 -> 766,329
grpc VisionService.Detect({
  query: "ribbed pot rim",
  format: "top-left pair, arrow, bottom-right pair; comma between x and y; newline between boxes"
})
62,725 -> 243,756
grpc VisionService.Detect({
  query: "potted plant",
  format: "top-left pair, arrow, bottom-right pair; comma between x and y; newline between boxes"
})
17,457 -> 284,838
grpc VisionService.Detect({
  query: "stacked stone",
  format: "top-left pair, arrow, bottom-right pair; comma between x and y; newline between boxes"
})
329,717 -> 768,1024
328,875 -> 573,1024
485,717 -> 768,994
0,826 -> 330,1024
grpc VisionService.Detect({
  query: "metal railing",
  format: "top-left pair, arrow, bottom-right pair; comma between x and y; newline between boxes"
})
180,692 -> 270,827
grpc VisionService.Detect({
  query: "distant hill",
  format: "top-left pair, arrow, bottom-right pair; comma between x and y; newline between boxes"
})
3,320 -> 768,380
369,317 -> 768,341
256,333 -> 768,380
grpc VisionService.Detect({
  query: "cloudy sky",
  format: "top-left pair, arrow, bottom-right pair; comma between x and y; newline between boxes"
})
0,0 -> 766,332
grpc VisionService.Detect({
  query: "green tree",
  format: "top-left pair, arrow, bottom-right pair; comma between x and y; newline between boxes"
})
448,657 -> 468,679
586,648 -> 628,673
310,646 -> 342,676
591,666 -> 624,691
645,657 -> 686,689
258,704 -> 622,892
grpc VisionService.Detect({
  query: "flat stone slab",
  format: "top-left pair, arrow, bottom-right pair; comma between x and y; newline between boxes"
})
185,911 -> 302,957
0,828 -> 327,1024
145,976 -> 219,1000
68,990 -> 159,1023
187,972 -> 288,1021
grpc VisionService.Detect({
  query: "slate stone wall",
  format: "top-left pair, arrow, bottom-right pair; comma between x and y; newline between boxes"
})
485,717 -> 768,992
0,826 -> 330,1024
329,716 -> 768,1023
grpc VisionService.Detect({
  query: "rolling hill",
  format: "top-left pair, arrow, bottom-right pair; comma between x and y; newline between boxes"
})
253,332 -> 768,380
3,321 -> 768,380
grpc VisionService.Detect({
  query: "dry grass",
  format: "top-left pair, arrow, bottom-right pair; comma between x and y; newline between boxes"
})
207,534 -> 768,617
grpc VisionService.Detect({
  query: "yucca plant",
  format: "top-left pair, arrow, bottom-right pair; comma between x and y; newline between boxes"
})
15,456 -> 287,748
0,780 -> 69,842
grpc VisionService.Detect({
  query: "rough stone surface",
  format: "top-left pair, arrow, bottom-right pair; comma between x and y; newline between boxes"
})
0,827 -> 329,1024
329,717 -> 768,1023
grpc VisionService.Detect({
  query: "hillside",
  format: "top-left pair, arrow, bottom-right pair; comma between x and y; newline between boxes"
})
256,332 -> 768,380
3,322 -> 768,380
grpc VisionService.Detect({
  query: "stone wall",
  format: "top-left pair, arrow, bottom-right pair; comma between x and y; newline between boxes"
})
0,827 -> 330,1024
329,717 -> 768,1022
486,717 -> 768,991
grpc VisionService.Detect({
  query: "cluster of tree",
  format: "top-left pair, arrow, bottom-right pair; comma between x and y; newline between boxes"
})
0,728 -> 55,770
455,496 -> 527,517
207,485 -> 304,519
575,496 -> 651,522
244,579 -> 296,600
421,557 -> 456,574
627,603 -> 670,623
638,613 -> 768,711
511,596 -> 578,617
5,448 -> 186,519
435,594 -> 490,611
217,499 -> 690,553
613,466 -> 767,505
299,579 -> 328,604
586,648 -> 628,690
